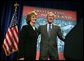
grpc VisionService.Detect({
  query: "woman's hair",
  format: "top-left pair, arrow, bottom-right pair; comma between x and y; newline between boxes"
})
26,11 -> 37,24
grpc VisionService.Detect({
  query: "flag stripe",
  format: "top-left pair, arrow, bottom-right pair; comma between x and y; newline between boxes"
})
4,39 -> 9,51
7,29 -> 16,50
11,27 -> 18,44
6,32 -> 11,45
10,28 -> 17,50
11,27 -> 18,49
3,44 -> 9,56
5,39 -> 10,50
3,40 -> 10,55
8,28 -> 16,50
15,26 -> 19,42
15,26 -> 18,34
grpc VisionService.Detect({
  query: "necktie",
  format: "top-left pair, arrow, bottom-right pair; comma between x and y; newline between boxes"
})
49,24 -> 52,37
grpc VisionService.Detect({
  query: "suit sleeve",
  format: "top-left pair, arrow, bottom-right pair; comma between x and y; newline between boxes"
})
57,27 -> 65,42
37,26 -> 41,35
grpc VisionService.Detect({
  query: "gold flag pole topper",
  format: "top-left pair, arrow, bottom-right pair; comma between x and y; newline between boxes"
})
14,2 -> 19,14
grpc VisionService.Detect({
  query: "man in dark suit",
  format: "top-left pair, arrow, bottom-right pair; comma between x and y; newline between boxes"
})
38,12 -> 65,60
64,19 -> 83,60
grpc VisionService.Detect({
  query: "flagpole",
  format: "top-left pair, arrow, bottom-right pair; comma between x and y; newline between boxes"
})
11,2 -> 19,22
10,2 -> 19,53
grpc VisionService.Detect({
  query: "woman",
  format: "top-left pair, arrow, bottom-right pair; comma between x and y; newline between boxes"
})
17,11 -> 38,60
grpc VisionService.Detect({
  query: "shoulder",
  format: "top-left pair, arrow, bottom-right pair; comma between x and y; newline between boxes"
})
53,24 -> 60,29
21,25 -> 30,31
22,25 -> 28,29
39,24 -> 46,28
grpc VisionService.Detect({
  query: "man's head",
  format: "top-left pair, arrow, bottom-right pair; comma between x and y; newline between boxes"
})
47,11 -> 55,24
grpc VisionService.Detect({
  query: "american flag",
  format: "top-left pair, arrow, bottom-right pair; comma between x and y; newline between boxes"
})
2,13 -> 19,56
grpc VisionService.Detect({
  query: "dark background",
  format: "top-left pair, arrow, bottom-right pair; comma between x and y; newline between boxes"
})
0,0 -> 83,60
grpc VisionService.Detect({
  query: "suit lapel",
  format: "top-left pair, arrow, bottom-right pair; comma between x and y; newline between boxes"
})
44,24 -> 49,37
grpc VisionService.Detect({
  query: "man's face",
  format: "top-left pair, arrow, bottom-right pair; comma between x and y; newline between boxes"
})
47,12 -> 55,24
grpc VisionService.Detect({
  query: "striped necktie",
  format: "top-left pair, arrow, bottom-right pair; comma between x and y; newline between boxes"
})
49,24 -> 52,37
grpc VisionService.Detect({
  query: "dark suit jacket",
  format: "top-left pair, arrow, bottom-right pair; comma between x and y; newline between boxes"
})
38,24 -> 64,53
64,20 -> 83,60
17,24 -> 38,60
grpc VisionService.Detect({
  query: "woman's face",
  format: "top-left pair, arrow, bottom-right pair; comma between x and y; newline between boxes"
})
30,14 -> 37,24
